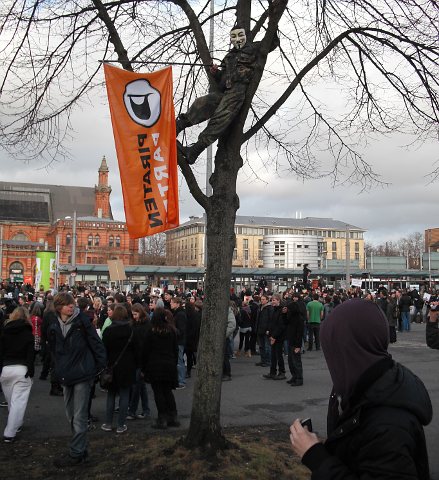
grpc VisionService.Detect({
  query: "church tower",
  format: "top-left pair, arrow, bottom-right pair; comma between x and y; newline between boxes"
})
94,156 -> 112,219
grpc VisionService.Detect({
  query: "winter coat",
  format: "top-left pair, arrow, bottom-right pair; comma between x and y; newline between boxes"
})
48,310 -> 106,386
302,358 -> 432,480
238,305 -> 252,330
268,305 -> 286,342
173,307 -> 187,346
102,321 -> 137,389
400,293 -> 413,312
285,301 -> 304,349
0,319 -> 35,378
226,307 -> 236,338
256,303 -> 272,335
426,317 -> 439,349
386,298 -> 398,327
185,305 -> 201,352
142,328 -> 178,387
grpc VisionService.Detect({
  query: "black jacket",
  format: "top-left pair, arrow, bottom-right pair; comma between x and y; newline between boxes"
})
0,319 -> 35,378
256,303 -> 272,335
102,321 -> 138,389
185,305 -> 201,352
426,318 -> 439,349
142,328 -> 178,387
302,358 -> 432,480
268,305 -> 286,342
173,307 -> 187,346
285,301 -> 304,348
48,309 -> 106,386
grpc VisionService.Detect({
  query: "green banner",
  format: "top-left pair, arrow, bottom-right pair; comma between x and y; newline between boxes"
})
35,251 -> 56,291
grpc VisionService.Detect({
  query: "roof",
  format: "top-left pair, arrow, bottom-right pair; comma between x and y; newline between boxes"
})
175,214 -> 364,231
0,181 -> 113,223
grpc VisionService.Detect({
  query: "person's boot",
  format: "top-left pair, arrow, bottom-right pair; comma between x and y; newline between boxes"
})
185,141 -> 207,164
152,414 -> 168,430
175,114 -> 192,135
167,411 -> 181,427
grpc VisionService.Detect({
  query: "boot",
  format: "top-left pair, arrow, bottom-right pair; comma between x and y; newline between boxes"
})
245,351 -> 252,358
185,141 -> 206,165
167,411 -> 181,427
175,114 -> 192,135
152,414 -> 168,430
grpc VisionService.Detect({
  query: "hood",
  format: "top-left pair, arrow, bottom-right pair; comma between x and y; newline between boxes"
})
364,362 -> 432,426
4,318 -> 32,334
320,298 -> 390,407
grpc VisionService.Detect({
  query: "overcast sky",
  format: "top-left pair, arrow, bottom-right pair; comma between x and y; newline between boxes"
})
2,84 -> 437,247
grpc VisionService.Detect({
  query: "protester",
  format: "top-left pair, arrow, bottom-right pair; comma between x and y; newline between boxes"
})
289,298 -> 432,479
101,304 -> 137,433
127,303 -> 151,420
142,307 -> 179,429
0,307 -> 35,443
49,292 -> 106,467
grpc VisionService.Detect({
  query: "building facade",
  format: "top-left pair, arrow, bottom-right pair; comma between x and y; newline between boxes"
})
165,215 -> 366,269
0,157 -> 139,286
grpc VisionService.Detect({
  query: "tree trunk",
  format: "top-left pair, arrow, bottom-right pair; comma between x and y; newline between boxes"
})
184,142 -> 241,450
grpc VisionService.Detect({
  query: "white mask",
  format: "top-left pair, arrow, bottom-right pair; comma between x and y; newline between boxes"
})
230,28 -> 246,50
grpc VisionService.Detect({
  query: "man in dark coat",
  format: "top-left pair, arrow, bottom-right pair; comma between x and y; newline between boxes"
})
290,298 -> 432,479
170,297 -> 187,388
285,293 -> 305,386
49,292 -> 106,468
255,294 -> 272,367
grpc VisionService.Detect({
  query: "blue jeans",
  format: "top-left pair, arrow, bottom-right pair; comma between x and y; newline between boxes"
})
177,345 -> 186,386
129,369 -> 150,416
63,380 -> 92,458
257,334 -> 271,364
105,386 -> 130,427
401,311 -> 411,331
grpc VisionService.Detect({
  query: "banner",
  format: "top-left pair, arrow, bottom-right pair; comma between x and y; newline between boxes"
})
104,64 -> 179,238
35,251 -> 56,291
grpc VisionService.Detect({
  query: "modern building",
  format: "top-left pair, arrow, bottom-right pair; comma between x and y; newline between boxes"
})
0,157 -> 139,286
165,214 -> 366,269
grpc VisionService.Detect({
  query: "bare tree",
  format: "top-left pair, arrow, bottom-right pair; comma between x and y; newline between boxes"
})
366,232 -> 424,268
139,233 -> 166,265
1,1 -> 438,450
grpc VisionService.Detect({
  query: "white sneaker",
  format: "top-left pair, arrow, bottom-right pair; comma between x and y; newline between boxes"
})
101,424 -> 112,432
116,425 -> 127,434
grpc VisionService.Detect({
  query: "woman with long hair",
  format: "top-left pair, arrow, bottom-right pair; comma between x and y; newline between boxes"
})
127,303 -> 151,420
142,307 -> 179,429
0,307 -> 35,443
101,304 -> 138,434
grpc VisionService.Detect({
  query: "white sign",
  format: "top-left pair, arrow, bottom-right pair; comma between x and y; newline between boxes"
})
351,278 -> 363,287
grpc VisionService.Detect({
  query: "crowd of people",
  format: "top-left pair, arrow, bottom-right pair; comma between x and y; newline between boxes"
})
0,279 -> 438,474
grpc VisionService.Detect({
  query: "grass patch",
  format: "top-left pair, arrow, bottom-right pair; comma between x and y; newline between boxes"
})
0,425 -> 311,479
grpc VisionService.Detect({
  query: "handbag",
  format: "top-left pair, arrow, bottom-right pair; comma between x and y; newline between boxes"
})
99,330 -> 133,389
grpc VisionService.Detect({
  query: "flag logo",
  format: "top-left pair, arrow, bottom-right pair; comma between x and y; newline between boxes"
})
123,79 -> 161,127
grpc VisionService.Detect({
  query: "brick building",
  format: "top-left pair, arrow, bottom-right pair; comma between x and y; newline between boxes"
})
425,228 -> 439,252
0,157 -> 139,286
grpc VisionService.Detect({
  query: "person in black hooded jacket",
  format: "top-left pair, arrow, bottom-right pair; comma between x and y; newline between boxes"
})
0,306 -> 34,443
290,298 -> 432,480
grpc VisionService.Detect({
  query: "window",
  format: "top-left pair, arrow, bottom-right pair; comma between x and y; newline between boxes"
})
274,241 -> 285,256
88,235 -> 93,246
332,242 -> 337,251
304,245 -> 309,249
11,233 -> 28,241
109,236 -> 114,247
355,242 -> 359,252
274,260 -> 285,268
258,239 -> 263,260
95,235 -> 100,246
332,252 -> 337,260
355,253 -> 360,260
297,244 -> 302,248
115,236 -> 121,248
243,239 -> 249,249
233,249 -> 238,260
297,263 -> 302,267
244,250 -> 249,261
66,234 -> 71,245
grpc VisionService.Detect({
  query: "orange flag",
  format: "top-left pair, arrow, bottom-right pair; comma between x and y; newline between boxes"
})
104,64 -> 179,238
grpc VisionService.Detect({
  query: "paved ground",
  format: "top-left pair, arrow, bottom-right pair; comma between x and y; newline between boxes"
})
1,322 -> 438,479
